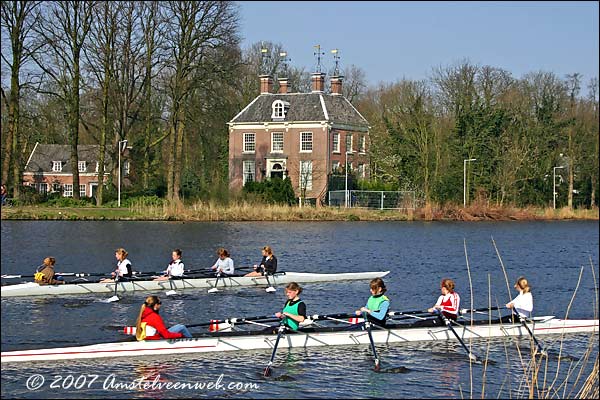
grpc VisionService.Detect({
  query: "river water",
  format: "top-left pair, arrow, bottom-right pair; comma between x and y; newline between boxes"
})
1,220 -> 598,398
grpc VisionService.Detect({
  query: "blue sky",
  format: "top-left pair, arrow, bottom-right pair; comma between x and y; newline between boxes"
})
237,1 -> 599,88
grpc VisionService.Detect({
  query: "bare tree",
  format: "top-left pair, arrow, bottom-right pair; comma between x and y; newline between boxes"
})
565,73 -> 581,209
0,0 -> 41,198
32,1 -> 95,199
161,0 -> 238,202
84,1 -> 121,205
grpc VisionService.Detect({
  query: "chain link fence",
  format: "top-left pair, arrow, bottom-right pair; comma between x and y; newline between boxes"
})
328,190 -> 416,210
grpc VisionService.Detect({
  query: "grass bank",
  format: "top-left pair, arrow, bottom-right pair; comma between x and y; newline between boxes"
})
1,201 -> 598,221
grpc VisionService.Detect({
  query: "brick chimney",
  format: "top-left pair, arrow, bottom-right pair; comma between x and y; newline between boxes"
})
278,77 -> 289,94
311,72 -> 325,93
260,74 -> 273,94
330,75 -> 343,96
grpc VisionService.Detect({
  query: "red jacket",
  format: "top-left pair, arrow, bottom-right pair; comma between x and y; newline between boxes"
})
141,307 -> 183,340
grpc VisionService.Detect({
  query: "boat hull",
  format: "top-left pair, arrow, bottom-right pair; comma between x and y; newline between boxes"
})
2,318 -> 597,363
0,271 -> 390,297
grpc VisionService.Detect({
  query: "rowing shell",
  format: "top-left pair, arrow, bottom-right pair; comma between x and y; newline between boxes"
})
0,271 -> 390,298
2,317 -> 597,363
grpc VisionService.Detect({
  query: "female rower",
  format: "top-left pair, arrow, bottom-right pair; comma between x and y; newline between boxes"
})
428,278 -> 460,320
34,257 -> 65,285
135,296 -> 192,340
154,249 -> 185,281
275,282 -> 306,331
99,248 -> 133,283
506,276 -> 533,318
244,245 -> 277,277
355,277 -> 390,327
211,248 -> 234,276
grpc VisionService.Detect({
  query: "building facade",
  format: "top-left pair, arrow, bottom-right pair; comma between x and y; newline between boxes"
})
228,72 -> 370,204
22,143 -> 121,198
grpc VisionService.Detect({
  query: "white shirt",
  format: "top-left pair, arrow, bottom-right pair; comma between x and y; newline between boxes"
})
212,257 -> 234,275
117,259 -> 132,276
507,291 -> 533,318
166,259 -> 185,277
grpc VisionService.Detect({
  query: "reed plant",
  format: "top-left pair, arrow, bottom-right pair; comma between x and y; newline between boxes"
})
461,242 -> 599,399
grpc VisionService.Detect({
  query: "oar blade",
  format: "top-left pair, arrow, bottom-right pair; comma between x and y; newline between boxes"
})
104,295 -> 120,303
263,365 -> 272,377
265,286 -> 276,293
165,290 -> 177,296
207,288 -> 219,294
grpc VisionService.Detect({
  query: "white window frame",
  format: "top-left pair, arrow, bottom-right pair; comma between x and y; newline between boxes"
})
95,162 -> 99,173
34,183 -> 48,194
243,133 -> 256,153
359,135 -> 366,153
300,132 -> 313,153
332,161 -> 341,172
271,100 -> 286,119
63,184 -> 73,197
78,161 -> 87,172
358,163 -> 365,178
52,183 -> 61,193
345,134 -> 353,153
271,132 -> 284,153
299,160 -> 313,191
79,184 -> 86,197
123,160 -> 130,176
52,161 -> 62,172
243,160 -> 255,185
332,133 -> 340,153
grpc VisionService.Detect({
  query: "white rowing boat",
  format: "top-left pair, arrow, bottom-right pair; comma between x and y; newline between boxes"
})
2,316 -> 597,363
0,271 -> 390,297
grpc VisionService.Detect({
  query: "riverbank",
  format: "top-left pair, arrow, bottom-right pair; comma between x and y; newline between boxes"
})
1,201 -> 598,221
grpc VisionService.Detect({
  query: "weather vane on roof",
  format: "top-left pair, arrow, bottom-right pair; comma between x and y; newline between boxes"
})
260,43 -> 270,75
279,51 -> 291,76
331,48 -> 341,76
313,44 -> 325,74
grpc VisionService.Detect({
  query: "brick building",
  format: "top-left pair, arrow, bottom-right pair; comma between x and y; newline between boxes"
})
22,143 -> 125,198
228,72 -> 370,204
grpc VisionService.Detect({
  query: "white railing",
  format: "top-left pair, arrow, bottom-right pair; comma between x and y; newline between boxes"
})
328,190 -> 416,210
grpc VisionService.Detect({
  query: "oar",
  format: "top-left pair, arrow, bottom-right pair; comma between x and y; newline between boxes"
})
263,321 -> 286,377
208,273 -> 223,294
513,312 -> 547,356
264,274 -> 276,293
437,311 -> 478,362
105,275 -> 120,303
362,312 -> 381,371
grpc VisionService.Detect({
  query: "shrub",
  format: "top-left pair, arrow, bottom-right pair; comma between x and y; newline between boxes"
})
242,177 -> 296,205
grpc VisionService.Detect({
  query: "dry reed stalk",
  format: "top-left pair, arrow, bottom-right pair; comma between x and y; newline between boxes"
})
463,239 -> 475,398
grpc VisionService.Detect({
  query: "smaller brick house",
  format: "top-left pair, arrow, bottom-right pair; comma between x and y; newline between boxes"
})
22,143 -> 125,198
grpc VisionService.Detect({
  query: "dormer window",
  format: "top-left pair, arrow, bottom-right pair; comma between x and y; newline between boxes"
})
52,161 -> 62,172
271,100 -> 289,120
78,161 -> 87,172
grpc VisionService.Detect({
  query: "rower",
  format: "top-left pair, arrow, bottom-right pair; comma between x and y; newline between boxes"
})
34,257 -> 65,285
506,276 -> 533,320
99,248 -> 133,283
154,249 -> 185,281
135,295 -> 192,340
274,282 -> 306,331
244,245 -> 277,277
428,278 -> 460,321
210,248 -> 234,276
355,278 -> 390,327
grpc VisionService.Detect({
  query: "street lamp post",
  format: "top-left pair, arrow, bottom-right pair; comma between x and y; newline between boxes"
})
118,139 -> 128,207
345,151 -> 352,208
463,158 -> 476,207
553,166 -> 564,209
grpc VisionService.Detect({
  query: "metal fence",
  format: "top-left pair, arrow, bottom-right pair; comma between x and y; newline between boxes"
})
328,190 -> 416,210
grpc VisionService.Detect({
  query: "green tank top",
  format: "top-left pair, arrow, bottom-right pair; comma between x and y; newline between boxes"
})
367,294 -> 389,312
282,299 -> 304,330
